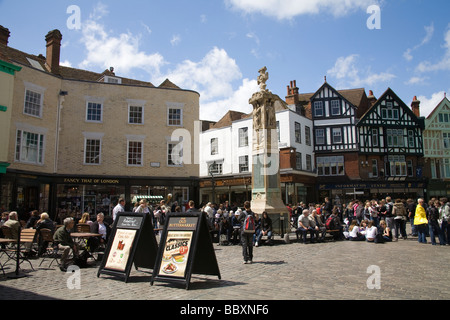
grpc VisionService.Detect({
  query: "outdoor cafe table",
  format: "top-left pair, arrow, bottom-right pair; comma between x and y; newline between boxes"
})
70,233 -> 103,260
0,238 -> 34,277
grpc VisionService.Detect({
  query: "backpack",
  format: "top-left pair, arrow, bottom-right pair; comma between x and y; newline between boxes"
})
243,213 -> 256,234
325,216 -> 335,230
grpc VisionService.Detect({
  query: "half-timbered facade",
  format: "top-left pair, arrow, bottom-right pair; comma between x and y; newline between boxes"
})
357,88 -> 426,199
423,95 -> 450,198
309,81 -> 371,202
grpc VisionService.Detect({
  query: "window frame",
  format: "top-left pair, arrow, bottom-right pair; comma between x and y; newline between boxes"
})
15,130 -> 45,165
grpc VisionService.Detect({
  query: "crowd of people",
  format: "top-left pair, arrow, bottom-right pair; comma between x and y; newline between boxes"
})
287,196 -> 450,246
1,195 -> 449,270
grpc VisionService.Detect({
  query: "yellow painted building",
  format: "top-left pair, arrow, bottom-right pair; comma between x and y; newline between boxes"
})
0,27 -> 200,222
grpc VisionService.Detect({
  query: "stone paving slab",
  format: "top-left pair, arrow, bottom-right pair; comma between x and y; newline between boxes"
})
1,230 -> 449,302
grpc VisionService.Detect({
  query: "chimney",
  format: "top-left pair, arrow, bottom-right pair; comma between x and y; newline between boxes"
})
367,90 -> 377,107
286,80 -> 299,105
0,25 -> 10,46
45,29 -> 62,74
411,96 -> 420,117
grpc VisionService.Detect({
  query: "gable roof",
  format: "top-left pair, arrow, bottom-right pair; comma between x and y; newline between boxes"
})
358,87 -> 425,129
0,42 -> 182,89
210,110 -> 247,129
290,82 -> 369,119
426,95 -> 450,121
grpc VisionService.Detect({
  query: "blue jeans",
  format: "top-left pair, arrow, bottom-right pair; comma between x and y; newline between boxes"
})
441,221 -> 450,244
256,230 -> 272,244
394,218 -> 407,239
416,224 -> 427,243
429,221 -> 446,245
370,216 -> 379,227
297,227 -> 315,243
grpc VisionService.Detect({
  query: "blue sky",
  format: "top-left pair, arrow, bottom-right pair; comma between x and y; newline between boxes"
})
1,0 -> 449,121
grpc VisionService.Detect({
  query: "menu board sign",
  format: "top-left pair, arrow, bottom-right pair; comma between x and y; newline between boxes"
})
104,229 -> 137,272
159,231 -> 193,278
98,212 -> 158,283
151,212 -> 221,290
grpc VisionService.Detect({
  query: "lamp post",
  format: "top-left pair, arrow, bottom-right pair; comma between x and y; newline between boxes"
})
209,161 -> 216,204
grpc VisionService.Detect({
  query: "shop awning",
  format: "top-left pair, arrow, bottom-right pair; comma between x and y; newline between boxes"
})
132,195 -> 164,203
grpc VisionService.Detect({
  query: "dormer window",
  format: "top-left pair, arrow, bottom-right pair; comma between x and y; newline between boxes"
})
101,76 -> 122,84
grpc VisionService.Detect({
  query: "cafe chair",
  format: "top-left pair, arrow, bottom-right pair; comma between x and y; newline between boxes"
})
38,228 -> 60,269
1,225 -> 13,239
77,224 -> 91,233
0,225 -> 17,265
17,228 -> 36,271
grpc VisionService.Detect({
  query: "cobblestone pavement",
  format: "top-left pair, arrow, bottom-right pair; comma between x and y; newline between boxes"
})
1,226 -> 449,302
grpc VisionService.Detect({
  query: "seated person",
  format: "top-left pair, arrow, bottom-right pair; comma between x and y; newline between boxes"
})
256,212 -> 272,246
218,212 -> 232,245
310,209 -> 326,242
53,217 -> 80,271
231,210 -> 242,245
296,209 -> 316,244
379,220 -> 392,242
348,220 -> 365,241
365,220 -> 379,243
88,213 -> 111,252
4,211 -> 20,240
35,212 -> 56,256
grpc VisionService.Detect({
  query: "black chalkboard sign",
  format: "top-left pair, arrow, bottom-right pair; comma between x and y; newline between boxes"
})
151,211 -> 221,290
97,212 -> 158,283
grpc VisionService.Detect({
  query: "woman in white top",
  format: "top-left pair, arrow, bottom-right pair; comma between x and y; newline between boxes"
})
348,220 -> 365,241
366,220 -> 378,242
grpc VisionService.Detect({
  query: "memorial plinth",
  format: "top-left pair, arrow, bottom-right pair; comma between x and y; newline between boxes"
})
249,67 -> 289,220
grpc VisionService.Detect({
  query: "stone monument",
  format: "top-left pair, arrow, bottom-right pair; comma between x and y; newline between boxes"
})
250,67 -> 290,240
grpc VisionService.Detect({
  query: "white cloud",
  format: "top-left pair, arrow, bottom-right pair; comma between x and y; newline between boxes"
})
327,54 -> 396,88
405,76 -> 429,86
416,27 -> 450,72
156,47 -> 258,121
403,23 -> 434,61
78,6 -> 166,76
200,14 -> 207,23
60,60 -> 73,68
170,34 -> 181,46
156,47 -> 243,101
201,78 -> 259,121
417,91 -> 448,118
225,0 -> 377,20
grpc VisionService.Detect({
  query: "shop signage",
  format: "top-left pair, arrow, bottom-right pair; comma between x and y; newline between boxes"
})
62,177 -> 121,185
151,212 -> 221,290
319,182 -> 425,190
97,212 -> 158,283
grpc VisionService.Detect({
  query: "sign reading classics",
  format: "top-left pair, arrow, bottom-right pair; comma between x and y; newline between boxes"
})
97,212 -> 158,283
151,212 -> 221,290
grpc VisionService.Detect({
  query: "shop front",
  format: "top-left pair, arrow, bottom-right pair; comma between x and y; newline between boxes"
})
0,171 -> 198,224
318,181 -> 427,206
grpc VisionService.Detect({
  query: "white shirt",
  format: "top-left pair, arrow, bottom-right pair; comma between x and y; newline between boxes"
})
298,214 -> 311,228
349,225 -> 360,238
366,226 -> 378,240
112,203 -> 124,221
98,222 -> 107,239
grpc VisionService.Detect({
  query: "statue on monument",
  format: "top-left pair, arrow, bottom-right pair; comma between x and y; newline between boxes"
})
257,66 -> 269,92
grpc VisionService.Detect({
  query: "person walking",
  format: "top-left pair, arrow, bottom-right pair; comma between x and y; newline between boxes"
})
239,201 -> 255,264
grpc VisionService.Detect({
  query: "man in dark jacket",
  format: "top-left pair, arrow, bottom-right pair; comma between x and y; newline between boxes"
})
54,217 -> 79,271
239,201 -> 255,264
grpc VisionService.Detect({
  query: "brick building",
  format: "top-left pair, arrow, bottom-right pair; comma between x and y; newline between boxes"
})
0,26 -> 200,222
